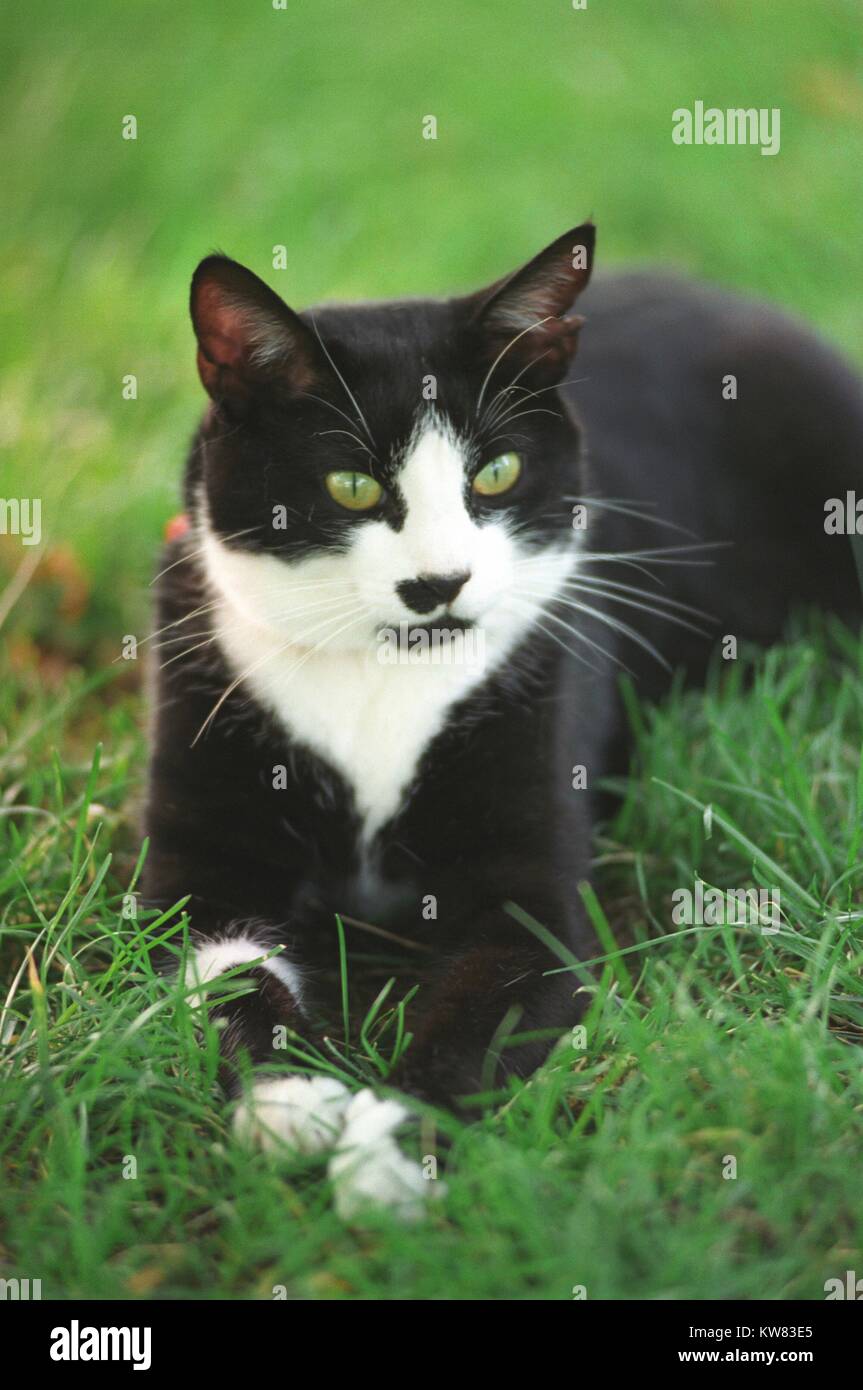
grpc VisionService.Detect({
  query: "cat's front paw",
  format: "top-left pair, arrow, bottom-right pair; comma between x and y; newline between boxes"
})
233,1075 -> 350,1155
327,1088 -> 440,1223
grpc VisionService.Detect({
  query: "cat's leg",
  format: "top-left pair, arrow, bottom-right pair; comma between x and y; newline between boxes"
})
184,926 -> 351,1154
392,906 -> 582,1110
184,923 -> 434,1219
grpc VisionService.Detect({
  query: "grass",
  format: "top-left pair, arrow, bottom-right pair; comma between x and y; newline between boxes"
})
2,620 -> 863,1298
2,0 -> 863,1299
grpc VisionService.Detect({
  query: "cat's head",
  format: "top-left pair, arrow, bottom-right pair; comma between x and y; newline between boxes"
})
188,225 -> 594,657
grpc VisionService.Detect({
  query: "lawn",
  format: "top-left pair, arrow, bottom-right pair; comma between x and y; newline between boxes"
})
1,0 -> 862,1300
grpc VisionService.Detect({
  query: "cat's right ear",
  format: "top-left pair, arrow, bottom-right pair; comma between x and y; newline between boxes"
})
190,256 -> 321,408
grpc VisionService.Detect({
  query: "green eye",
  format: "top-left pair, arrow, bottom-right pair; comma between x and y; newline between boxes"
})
325,471 -> 384,511
473,452 -> 522,497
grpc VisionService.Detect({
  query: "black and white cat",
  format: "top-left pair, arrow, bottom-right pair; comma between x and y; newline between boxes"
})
144,224 -> 863,1218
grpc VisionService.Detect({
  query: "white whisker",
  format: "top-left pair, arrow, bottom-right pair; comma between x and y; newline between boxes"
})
316,428 -> 377,460
191,602 -> 370,746
559,574 -> 712,623
307,320 -> 377,452
518,586 -> 670,669
563,496 -> 700,539
148,526 -> 262,585
480,344 -> 570,431
508,597 -> 624,675
156,592 -> 368,669
475,319 -> 554,419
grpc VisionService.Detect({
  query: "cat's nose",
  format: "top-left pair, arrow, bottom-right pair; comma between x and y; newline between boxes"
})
396,571 -> 471,614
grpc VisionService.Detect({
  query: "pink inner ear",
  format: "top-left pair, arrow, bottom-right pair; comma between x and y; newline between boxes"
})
490,268 -> 585,335
195,284 -> 251,367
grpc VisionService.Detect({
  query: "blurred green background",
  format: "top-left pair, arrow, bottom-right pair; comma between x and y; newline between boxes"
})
2,0 -> 862,658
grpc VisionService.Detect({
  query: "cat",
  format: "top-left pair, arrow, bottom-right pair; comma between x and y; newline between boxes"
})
143,223 -> 863,1218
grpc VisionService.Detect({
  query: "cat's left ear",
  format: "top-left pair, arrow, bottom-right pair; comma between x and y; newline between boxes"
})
190,255 -> 322,409
469,222 -> 595,383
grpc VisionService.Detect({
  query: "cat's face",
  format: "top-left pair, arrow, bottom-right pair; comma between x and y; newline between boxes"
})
189,226 -> 594,657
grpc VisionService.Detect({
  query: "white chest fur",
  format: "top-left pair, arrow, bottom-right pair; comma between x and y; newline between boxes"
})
212,613 -> 492,841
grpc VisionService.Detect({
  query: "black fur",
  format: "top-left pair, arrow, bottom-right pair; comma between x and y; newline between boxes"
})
144,229 -> 863,1110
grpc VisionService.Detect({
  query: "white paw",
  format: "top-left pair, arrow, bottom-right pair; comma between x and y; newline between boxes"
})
328,1088 -> 438,1223
233,1076 -> 350,1155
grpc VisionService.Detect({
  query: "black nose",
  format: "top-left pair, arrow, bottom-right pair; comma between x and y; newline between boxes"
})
396,571 -> 471,614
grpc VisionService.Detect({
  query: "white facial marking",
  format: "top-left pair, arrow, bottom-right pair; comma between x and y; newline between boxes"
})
352,422 -> 492,619
199,414 -> 577,840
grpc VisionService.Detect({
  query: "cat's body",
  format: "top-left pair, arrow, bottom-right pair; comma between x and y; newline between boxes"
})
572,272 -> 863,692
144,229 -> 863,1216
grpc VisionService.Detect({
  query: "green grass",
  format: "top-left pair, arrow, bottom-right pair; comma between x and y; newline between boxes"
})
2,621 -> 862,1298
2,0 -> 863,1299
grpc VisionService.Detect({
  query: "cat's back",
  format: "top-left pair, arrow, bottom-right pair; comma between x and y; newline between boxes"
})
562,268 -> 863,683
571,268 -> 863,451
